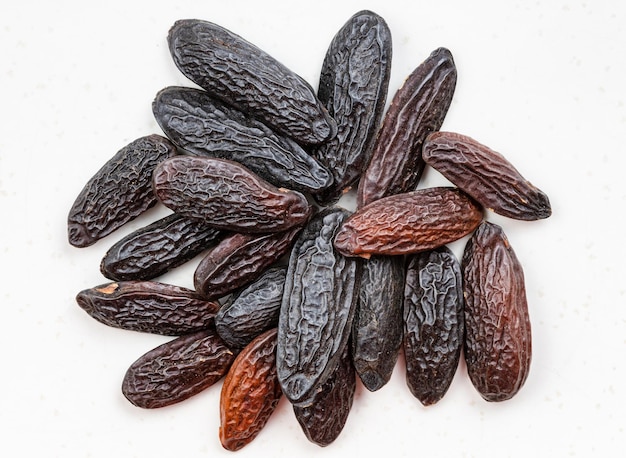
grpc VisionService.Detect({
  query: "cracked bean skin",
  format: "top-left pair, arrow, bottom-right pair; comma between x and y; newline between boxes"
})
277,207 -> 361,406
352,255 -> 404,391
403,246 -> 464,406
215,266 -> 286,350
423,131 -> 552,220
68,135 -> 177,247
168,19 -> 337,145
219,328 -> 282,452
100,213 -> 223,281
76,281 -> 219,336
194,228 -> 301,300
357,47 -> 457,208
293,344 -> 355,447
334,187 -> 483,258
152,156 -> 312,233
122,327 -> 235,409
153,86 -> 333,193
462,221 -> 532,402
312,10 -> 392,205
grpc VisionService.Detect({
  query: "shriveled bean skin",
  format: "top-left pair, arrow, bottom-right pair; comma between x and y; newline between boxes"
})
122,327 -> 235,409
423,131 -> 552,220
152,156 -> 312,233
76,281 -> 219,336
168,19 -> 337,145
334,187 -> 483,258
215,267 -> 286,350
194,228 -> 301,300
312,10 -> 392,205
277,207 -> 361,406
352,255 -> 404,391
153,86 -> 333,193
293,345 -> 355,447
357,47 -> 457,208
68,135 -> 177,247
462,221 -> 532,402
403,246 -> 464,406
100,213 -> 223,281
219,328 -> 282,451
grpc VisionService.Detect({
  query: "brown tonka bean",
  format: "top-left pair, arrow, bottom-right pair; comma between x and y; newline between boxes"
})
462,221 -> 532,402
423,131 -> 551,220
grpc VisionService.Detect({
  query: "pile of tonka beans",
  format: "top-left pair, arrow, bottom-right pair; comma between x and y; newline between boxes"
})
69,10 -> 551,451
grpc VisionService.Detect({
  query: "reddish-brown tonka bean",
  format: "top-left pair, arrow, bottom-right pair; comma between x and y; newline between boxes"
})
68,135 -> 177,247
219,328 -> 282,451
152,156 -> 312,233
334,187 -> 483,258
462,221 -> 532,402
423,131 -> 552,220
193,227 -> 301,300
122,328 -> 235,409
357,47 -> 457,208
76,281 -> 219,336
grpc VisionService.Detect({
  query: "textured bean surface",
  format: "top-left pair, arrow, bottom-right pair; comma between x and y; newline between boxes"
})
277,208 -> 361,405
352,255 -> 404,391
293,345 -> 355,447
334,187 -> 483,258
168,19 -> 336,145
215,267 -> 286,350
219,328 -> 282,451
152,156 -> 312,233
122,328 -> 235,408
423,131 -> 552,220
462,221 -> 532,402
153,86 -> 332,193
68,135 -> 176,247
357,47 -> 457,208
194,228 -> 300,300
312,10 -> 392,205
76,281 -> 219,336
100,213 -> 223,281
403,247 -> 464,405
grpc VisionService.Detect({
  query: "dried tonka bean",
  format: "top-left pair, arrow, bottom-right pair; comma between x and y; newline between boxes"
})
122,327 -> 235,408
334,187 -> 483,258
152,156 -> 312,233
219,328 -> 282,451
194,228 -> 301,300
312,10 -> 392,205
403,246 -> 464,406
153,86 -> 333,193
293,344 -> 356,447
215,267 -> 286,350
423,131 -> 552,220
68,135 -> 177,247
277,207 -> 361,406
462,221 -> 532,402
100,213 -> 223,281
168,19 -> 337,145
352,255 -> 404,391
76,281 -> 219,336
357,48 -> 457,208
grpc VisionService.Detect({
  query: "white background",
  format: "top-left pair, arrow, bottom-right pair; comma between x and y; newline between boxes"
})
1,0 -> 625,456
